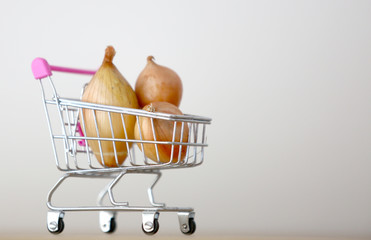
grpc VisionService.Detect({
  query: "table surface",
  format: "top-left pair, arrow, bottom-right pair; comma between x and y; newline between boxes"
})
0,235 -> 367,240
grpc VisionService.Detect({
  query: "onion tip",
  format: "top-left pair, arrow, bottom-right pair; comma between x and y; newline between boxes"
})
104,46 -> 116,63
147,55 -> 155,63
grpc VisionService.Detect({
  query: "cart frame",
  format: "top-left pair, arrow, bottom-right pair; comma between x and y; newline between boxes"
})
31,57 -> 211,235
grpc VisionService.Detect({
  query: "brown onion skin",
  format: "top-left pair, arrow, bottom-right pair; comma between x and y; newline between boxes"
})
81,46 -> 139,167
135,56 -> 183,108
134,102 -> 189,163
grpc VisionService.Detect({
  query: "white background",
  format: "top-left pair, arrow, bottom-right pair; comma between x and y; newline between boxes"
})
0,0 -> 370,238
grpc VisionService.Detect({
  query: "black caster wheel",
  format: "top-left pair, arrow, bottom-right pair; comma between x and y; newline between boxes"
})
182,218 -> 196,235
47,217 -> 64,234
100,211 -> 117,233
142,218 -> 159,235
105,218 -> 116,234
178,212 -> 196,235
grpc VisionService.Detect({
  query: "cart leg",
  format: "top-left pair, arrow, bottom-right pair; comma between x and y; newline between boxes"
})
147,171 -> 165,207
47,211 -> 65,234
97,176 -> 114,206
47,173 -> 71,210
107,171 -> 129,206
178,212 -> 196,235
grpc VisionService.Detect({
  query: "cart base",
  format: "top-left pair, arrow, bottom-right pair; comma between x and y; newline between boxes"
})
46,171 -> 197,235
47,209 -> 196,235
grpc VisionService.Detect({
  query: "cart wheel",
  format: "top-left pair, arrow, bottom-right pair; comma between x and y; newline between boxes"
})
107,218 -> 116,233
178,212 -> 196,235
47,217 -> 64,234
104,218 -> 116,233
99,211 -> 116,233
182,218 -> 196,235
142,218 -> 159,235
47,211 -> 65,234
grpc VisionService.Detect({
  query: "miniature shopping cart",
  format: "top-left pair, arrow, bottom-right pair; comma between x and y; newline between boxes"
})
31,57 -> 211,235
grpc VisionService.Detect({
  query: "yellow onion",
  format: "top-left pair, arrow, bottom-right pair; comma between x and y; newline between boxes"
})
135,56 -> 183,107
80,46 -> 139,167
134,101 -> 189,163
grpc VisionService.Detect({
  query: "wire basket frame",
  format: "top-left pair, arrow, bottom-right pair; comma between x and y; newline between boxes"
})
39,76 -> 211,173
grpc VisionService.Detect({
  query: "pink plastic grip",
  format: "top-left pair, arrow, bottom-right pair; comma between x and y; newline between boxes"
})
31,57 -> 96,80
31,58 -> 52,79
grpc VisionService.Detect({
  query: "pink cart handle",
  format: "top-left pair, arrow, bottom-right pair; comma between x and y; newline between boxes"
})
31,57 -> 96,79
50,65 -> 96,75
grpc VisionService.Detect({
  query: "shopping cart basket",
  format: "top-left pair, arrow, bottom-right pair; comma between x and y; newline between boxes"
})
31,57 -> 211,235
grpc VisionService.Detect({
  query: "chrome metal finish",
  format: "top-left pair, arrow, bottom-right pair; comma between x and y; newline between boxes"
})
107,172 -> 129,206
147,171 -> 165,207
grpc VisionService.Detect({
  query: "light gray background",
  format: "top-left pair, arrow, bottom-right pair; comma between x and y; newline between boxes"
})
1,0 -> 370,238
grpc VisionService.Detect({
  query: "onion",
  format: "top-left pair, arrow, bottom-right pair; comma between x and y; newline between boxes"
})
80,46 -> 139,167
134,102 -> 189,163
135,56 -> 183,107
